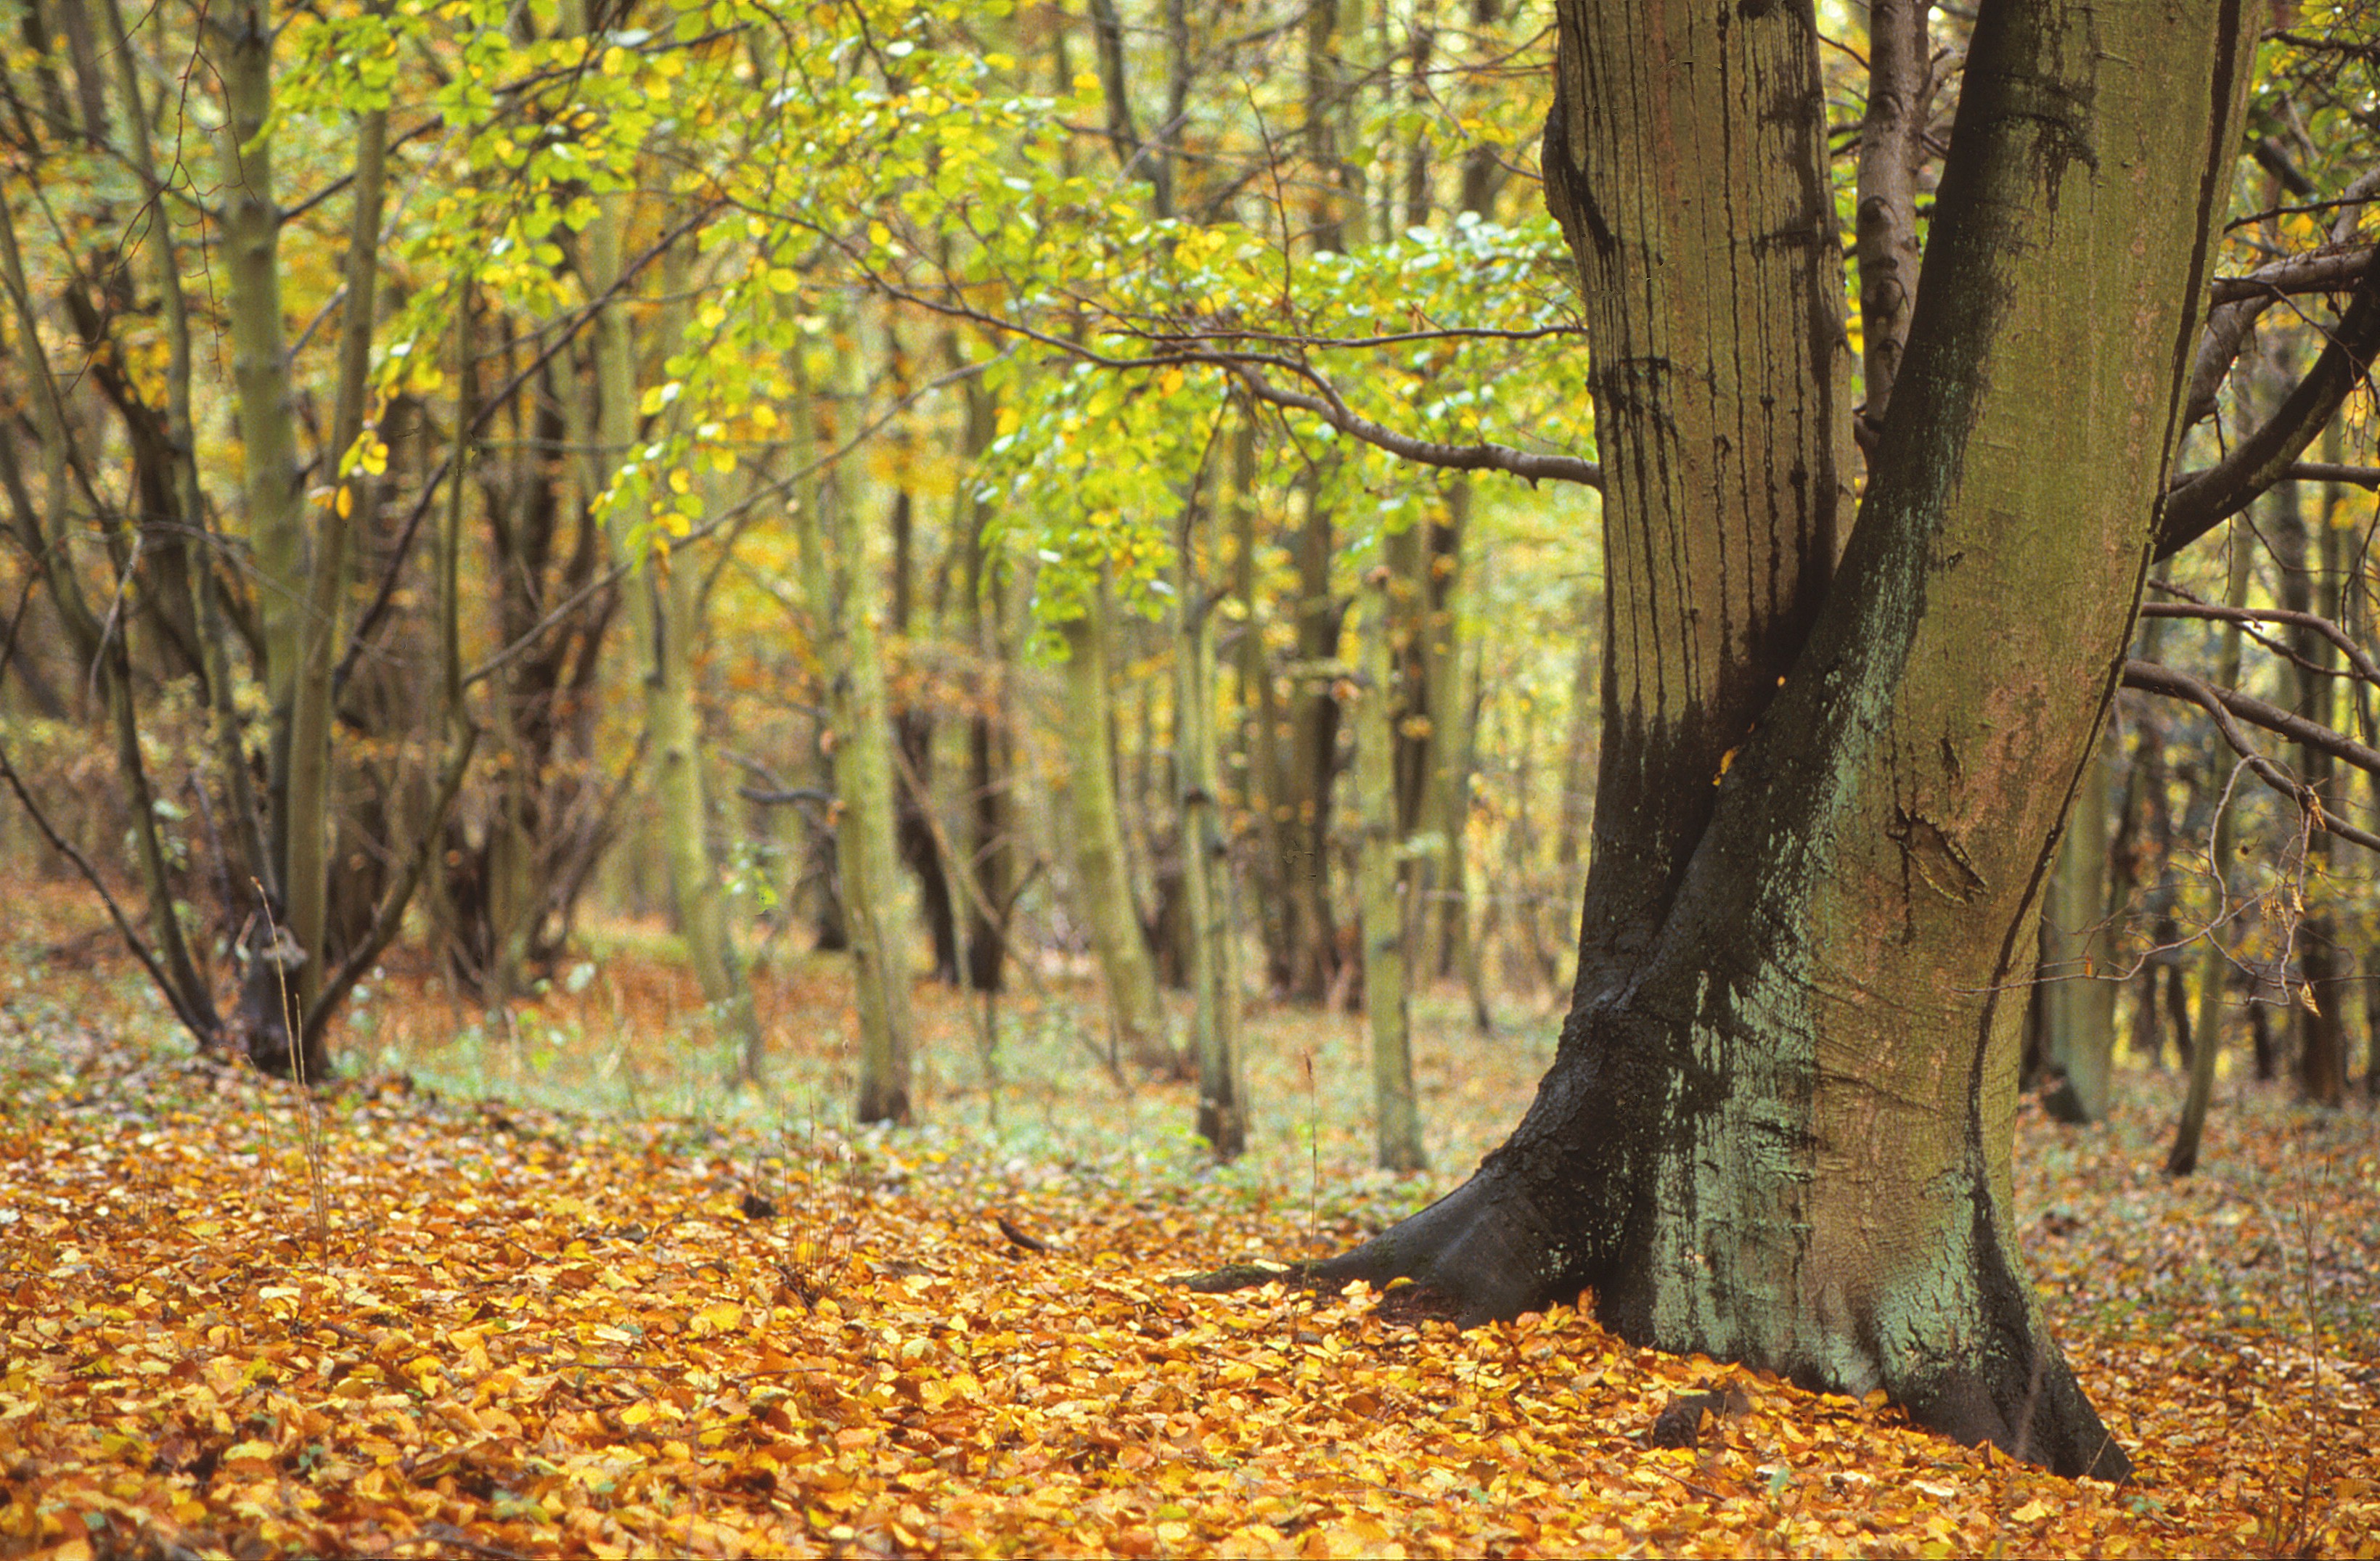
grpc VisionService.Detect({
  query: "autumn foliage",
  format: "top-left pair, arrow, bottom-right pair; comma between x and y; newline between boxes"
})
1,882 -> 2374,1560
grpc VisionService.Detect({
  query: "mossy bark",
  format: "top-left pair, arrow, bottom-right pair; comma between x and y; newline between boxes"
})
1280,0 -> 2261,1481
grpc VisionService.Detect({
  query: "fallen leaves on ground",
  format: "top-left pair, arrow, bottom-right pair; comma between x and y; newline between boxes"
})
1,904 -> 2375,1557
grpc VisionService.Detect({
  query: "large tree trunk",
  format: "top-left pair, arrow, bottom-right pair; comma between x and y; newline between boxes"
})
1238,0 -> 2259,1483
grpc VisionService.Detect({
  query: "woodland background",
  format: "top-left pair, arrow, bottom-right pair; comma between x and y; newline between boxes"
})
1,0 -> 2378,1554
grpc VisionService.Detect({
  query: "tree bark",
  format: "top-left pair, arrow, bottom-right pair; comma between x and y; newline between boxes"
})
1854,0 -> 1932,431
286,92 -> 387,1029
1232,0 -> 2260,1482
1285,486 -> 1345,1004
2278,459 -> 2347,1105
1060,601 -> 1176,1074
1177,507 -> 1246,1159
1230,414 -> 1293,993
2035,735 -> 2117,1122
2170,541 -> 2251,1176
786,408 -> 917,1120
1357,566 -> 1424,1173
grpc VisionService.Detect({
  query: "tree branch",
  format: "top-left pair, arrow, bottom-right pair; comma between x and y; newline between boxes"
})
846,271 -> 1602,489
1223,361 -> 1602,487
0,745 -> 218,1041
2121,658 -> 2380,852
2140,592 -> 2380,689
2157,250 -> 2380,560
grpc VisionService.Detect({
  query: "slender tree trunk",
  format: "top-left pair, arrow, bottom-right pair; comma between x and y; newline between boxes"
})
1060,600 -> 1175,1073
211,0 -> 300,845
1357,566 -> 1425,1172
99,0 -> 267,1023
583,139 -> 763,1082
888,490 -> 960,984
960,517 -> 1011,991
2035,734 -> 2117,1121
1285,487 -> 1344,1004
1854,0 -> 1931,432
1230,414 -> 1291,993
0,185 -> 221,1046
1177,509 -> 1246,1158
2281,450 -> 2347,1105
213,0 -> 322,1066
785,374 -> 917,1119
2171,539 -> 2252,1175
286,94 -> 387,1029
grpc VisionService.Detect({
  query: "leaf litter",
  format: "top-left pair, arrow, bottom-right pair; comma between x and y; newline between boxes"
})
1,905 -> 2376,1559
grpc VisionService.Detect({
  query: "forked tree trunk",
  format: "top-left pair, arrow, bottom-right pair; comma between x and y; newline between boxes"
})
1243,0 -> 2260,1481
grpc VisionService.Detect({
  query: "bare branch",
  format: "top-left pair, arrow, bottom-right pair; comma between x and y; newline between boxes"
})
2184,247 -> 2375,433
2207,245 -> 2373,306
2157,251 -> 2380,561
0,745 -> 218,1041
855,271 -> 1602,488
2121,658 -> 2380,853
2140,590 -> 2380,689
2272,460 -> 2380,487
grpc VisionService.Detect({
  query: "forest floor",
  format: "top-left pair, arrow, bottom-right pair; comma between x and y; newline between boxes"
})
1,873 -> 2376,1559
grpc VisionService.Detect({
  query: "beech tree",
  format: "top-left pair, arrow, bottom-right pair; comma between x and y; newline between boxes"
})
1205,0 -> 2278,1480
